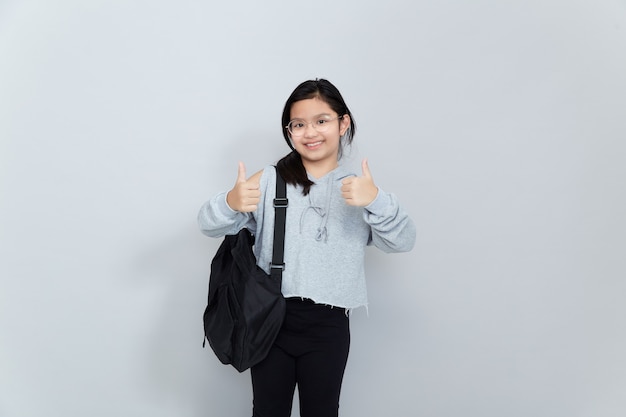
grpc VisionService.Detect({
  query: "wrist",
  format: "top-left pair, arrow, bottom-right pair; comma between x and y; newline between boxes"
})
226,190 -> 237,211
367,186 -> 379,206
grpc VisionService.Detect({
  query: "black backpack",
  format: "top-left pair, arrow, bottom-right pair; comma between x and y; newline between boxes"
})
203,168 -> 287,372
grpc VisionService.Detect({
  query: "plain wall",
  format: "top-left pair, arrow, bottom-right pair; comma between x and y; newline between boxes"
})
1,1 -> 625,416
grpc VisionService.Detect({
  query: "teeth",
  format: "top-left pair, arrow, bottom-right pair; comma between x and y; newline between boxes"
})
306,141 -> 322,147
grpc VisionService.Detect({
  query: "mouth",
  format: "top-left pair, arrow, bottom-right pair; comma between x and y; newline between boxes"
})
305,141 -> 323,148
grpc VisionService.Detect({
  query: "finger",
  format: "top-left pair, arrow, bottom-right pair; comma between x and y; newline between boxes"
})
341,182 -> 354,193
361,158 -> 372,179
244,197 -> 260,207
236,161 -> 247,183
247,189 -> 261,198
241,204 -> 258,213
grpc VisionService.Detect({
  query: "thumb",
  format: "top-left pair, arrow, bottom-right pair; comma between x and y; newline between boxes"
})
236,161 -> 247,183
361,158 -> 372,179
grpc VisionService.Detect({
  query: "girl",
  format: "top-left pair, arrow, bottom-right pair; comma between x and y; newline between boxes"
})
198,79 -> 416,417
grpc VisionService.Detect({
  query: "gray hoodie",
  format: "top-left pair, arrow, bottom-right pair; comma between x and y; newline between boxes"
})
198,164 -> 416,310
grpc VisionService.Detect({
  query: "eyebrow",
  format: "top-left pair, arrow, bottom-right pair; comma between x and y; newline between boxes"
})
290,113 -> 334,120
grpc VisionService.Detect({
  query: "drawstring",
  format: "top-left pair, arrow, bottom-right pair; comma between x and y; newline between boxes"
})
300,205 -> 327,241
299,172 -> 335,242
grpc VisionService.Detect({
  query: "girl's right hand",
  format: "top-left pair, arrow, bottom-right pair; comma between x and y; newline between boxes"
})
226,162 -> 261,212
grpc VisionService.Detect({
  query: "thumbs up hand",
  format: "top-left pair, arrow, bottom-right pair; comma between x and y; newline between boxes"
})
341,159 -> 379,207
226,162 -> 261,212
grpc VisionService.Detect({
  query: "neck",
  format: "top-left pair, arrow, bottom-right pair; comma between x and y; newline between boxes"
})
303,159 -> 339,179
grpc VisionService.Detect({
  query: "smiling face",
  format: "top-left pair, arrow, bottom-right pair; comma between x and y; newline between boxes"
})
288,97 -> 351,178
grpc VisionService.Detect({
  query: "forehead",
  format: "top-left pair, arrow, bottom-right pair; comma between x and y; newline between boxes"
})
290,97 -> 334,119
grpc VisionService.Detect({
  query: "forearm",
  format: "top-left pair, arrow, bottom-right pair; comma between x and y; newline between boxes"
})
364,189 -> 416,253
198,191 -> 255,238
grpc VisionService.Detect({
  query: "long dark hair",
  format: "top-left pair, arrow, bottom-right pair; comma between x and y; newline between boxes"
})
277,79 -> 356,195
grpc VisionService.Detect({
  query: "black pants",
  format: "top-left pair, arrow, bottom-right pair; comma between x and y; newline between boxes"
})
251,298 -> 350,417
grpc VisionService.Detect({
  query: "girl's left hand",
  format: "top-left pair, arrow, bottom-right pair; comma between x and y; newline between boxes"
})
341,159 -> 379,207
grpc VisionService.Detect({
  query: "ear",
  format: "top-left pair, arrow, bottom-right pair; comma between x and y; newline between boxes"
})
339,114 -> 351,136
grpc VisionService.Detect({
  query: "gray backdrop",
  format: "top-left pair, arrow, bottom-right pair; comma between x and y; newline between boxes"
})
1,0 -> 625,416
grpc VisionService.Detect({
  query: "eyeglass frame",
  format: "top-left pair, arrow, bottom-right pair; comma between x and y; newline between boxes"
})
285,115 -> 345,136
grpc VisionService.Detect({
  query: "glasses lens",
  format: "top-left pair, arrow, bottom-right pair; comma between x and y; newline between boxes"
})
314,117 -> 336,132
288,120 -> 305,135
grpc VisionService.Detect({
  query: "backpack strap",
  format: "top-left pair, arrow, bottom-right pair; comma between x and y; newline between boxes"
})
270,167 -> 288,279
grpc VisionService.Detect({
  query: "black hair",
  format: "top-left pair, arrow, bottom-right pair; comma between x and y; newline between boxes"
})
276,79 -> 356,195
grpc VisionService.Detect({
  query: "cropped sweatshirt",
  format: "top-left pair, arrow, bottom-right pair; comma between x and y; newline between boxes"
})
198,164 -> 416,310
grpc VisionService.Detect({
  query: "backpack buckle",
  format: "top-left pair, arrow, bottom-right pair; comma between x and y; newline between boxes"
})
270,263 -> 285,271
273,198 -> 288,208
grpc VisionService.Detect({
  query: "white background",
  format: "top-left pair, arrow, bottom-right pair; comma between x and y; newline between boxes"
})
1,1 -> 625,416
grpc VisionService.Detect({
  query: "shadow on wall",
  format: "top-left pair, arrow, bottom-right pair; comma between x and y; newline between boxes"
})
123,128 -> 286,415
130,222 -> 255,416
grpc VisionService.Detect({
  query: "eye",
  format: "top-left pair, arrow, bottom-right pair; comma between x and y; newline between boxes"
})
290,120 -> 305,130
316,118 -> 329,126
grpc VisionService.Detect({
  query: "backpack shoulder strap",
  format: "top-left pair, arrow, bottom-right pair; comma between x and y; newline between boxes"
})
270,167 -> 288,279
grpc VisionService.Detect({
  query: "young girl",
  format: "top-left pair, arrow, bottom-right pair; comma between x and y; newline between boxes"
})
198,79 -> 416,417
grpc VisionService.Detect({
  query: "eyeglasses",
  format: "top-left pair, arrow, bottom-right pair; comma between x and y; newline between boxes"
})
285,115 -> 343,136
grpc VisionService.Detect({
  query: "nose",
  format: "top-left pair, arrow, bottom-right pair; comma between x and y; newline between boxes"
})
303,122 -> 318,137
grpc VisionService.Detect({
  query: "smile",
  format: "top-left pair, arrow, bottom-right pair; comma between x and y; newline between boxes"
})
305,141 -> 323,148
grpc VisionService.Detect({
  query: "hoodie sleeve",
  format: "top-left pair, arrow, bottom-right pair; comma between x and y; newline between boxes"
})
363,188 -> 416,253
197,191 -> 256,238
